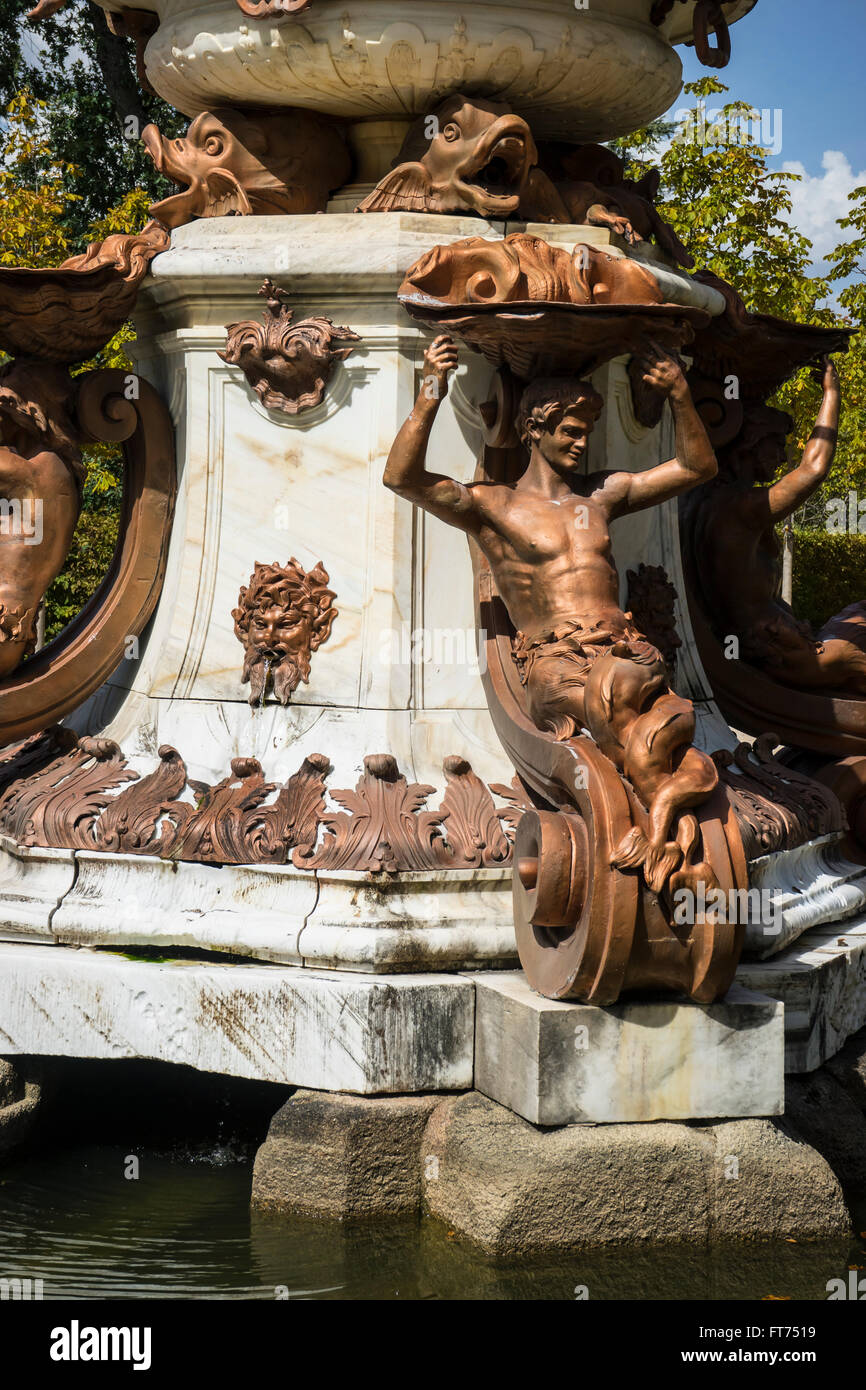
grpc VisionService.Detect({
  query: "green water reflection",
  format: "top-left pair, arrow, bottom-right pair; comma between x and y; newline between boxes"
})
0,1143 -> 860,1300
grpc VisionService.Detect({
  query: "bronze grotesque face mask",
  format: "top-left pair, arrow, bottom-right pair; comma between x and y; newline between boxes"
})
220,281 -> 360,416
232,559 -> 338,706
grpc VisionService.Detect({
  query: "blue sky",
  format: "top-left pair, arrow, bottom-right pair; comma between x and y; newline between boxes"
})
669,0 -> 866,263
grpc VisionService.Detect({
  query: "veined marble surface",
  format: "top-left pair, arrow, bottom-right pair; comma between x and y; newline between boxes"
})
0,943 -> 474,1092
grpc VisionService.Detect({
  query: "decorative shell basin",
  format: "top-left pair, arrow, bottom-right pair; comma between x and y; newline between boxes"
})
100,0 -> 757,141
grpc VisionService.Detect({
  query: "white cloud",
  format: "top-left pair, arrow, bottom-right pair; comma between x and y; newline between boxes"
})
781,150 -> 866,264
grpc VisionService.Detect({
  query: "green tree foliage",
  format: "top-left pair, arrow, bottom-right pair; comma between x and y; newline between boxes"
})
0,0 -> 181,241
42,511 -> 119,642
613,78 -> 866,510
791,531 -> 866,630
0,89 -> 78,265
825,182 -> 866,501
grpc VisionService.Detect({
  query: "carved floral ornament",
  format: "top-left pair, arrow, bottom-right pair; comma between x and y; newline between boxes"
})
0,729 -> 525,873
220,281 -> 360,415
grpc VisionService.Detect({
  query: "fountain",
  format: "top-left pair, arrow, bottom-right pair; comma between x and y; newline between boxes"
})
0,0 -> 864,1252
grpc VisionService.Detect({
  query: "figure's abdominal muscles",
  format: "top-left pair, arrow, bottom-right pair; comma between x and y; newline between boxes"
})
490,548 -> 624,641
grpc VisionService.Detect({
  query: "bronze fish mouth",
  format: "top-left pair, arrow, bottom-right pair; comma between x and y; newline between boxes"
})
454,117 -> 534,213
142,125 -> 200,188
141,124 -> 222,226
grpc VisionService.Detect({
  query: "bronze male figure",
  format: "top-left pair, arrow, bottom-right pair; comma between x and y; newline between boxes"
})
384,335 -> 721,894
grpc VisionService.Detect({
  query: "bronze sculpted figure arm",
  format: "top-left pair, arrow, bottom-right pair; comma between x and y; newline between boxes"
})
762,356 -> 840,522
600,343 -> 718,519
383,336 -> 481,532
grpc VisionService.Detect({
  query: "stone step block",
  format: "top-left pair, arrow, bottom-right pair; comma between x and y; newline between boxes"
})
472,971 -> 784,1125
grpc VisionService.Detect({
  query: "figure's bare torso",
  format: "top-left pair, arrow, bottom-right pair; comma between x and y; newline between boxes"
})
468,476 -> 624,641
700,483 -> 786,631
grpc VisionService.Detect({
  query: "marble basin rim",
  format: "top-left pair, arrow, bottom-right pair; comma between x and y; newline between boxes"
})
96,0 -> 758,141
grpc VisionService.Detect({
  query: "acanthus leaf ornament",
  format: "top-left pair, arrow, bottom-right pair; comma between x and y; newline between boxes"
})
220,281 -> 360,416
625,563 -> 682,675
0,737 -> 519,872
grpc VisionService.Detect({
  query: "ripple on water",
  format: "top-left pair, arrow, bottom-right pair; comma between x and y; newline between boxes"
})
0,1144 -> 861,1300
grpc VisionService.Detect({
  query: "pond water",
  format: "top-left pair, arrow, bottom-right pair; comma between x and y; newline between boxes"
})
0,1060 -> 861,1301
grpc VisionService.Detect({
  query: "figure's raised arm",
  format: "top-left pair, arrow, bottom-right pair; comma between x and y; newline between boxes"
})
383,335 -> 479,533
602,342 -> 717,518
765,357 -> 840,521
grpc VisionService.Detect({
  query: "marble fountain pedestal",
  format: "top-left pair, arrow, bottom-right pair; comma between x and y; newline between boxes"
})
0,207 -> 854,1122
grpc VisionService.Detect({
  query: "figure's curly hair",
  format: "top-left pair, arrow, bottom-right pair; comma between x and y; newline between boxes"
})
516,376 -> 604,448
232,559 -> 336,646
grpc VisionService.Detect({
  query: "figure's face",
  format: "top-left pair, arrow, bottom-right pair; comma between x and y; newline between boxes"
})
751,428 -> 787,482
249,604 -> 310,660
535,407 -> 595,473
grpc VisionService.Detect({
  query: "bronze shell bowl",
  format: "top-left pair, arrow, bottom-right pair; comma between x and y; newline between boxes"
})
398,297 -> 711,380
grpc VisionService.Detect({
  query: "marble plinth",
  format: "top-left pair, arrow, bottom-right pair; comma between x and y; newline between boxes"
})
473,971 -> 784,1124
737,913 -> 866,1073
0,835 -> 75,943
45,851 -> 515,973
0,944 -> 473,1092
